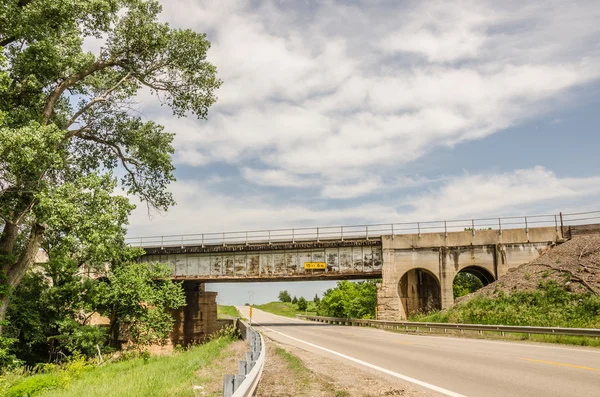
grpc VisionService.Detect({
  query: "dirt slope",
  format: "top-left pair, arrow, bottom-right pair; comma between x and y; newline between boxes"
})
465,234 -> 600,300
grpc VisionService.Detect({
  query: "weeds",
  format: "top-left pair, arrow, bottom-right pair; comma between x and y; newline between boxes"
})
411,281 -> 600,329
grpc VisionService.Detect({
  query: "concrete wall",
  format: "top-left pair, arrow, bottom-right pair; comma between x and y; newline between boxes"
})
377,226 -> 560,320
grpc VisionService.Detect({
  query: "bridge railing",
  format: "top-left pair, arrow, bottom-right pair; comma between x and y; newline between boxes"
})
125,210 -> 600,248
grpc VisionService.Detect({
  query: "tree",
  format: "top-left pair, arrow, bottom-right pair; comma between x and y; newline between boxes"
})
3,171 -> 147,363
97,262 -> 185,348
297,297 -> 308,311
0,0 -> 221,328
313,294 -> 320,304
291,296 -> 298,305
278,290 -> 291,303
318,280 -> 379,319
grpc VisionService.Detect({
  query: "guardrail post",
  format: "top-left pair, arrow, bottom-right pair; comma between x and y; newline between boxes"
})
366,225 -> 369,240
201,233 -> 205,248
498,218 -> 502,235
418,222 -> 421,238
234,375 -> 245,391
391,224 -> 394,239
181,235 -> 184,249
444,221 -> 447,238
341,226 -> 344,241
140,237 -> 143,246
292,228 -> 295,243
268,230 -> 271,245
161,236 -> 164,249
317,227 -> 320,242
223,232 -> 226,247
223,374 -> 235,397
471,219 -> 475,236
238,360 -> 247,375
525,217 -> 529,240
245,231 -> 248,246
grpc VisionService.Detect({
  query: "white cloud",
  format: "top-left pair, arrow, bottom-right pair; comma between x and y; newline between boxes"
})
241,168 -> 315,188
408,166 -> 600,221
128,166 -> 600,237
147,0 -> 600,198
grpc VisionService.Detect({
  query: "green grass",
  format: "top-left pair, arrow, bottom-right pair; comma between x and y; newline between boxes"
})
411,281 -> 600,328
254,301 -> 317,318
274,346 -> 307,374
3,337 -> 235,397
217,305 -> 239,318
408,281 -> 600,347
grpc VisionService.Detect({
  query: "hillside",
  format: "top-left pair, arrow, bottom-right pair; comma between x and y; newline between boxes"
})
469,234 -> 600,299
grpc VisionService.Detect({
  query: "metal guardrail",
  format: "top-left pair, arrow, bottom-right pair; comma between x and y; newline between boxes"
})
126,210 -> 600,248
223,326 -> 265,397
296,315 -> 600,338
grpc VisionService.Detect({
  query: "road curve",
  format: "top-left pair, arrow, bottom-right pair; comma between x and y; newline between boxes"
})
237,307 -> 600,397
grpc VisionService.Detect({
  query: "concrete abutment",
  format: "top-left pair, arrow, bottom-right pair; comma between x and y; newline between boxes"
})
170,280 -> 219,347
377,227 -> 560,320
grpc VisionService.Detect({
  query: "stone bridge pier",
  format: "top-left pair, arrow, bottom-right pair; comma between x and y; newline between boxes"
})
377,227 -> 562,320
170,281 -> 218,346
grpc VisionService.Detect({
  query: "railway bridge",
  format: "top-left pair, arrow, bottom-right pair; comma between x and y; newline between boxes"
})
128,211 -> 599,344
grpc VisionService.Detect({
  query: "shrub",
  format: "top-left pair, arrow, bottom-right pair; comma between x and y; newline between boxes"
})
297,297 -> 308,311
278,290 -> 291,303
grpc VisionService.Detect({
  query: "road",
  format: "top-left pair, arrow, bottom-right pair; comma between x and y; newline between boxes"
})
237,307 -> 600,397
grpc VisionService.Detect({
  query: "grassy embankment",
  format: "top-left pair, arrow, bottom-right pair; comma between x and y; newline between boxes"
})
253,302 -> 317,318
217,305 -> 240,318
410,281 -> 600,347
1,336 -> 236,397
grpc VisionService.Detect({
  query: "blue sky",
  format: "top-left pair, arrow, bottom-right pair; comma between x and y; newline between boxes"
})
121,0 -> 600,304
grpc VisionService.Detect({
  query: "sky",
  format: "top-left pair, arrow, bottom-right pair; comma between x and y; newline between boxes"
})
123,0 -> 600,305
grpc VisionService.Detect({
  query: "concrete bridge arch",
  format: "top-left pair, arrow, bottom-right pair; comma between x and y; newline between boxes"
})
456,265 -> 495,286
398,268 -> 441,319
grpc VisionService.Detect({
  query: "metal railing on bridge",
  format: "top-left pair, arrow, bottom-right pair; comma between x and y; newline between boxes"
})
125,210 -> 600,248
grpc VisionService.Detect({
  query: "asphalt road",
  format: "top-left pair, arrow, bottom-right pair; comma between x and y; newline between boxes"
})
237,306 -> 600,397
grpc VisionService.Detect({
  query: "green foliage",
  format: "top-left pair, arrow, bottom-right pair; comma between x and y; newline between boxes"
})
5,260 -> 182,365
0,0 -> 220,331
2,336 -> 235,397
278,290 -> 291,303
297,297 -> 308,311
5,262 -> 105,364
453,272 -> 484,299
411,281 -> 600,328
318,280 -> 379,319
291,296 -> 298,305
313,294 -> 320,304
4,371 -> 69,397
0,333 -> 22,372
38,336 -> 234,397
97,263 -> 185,348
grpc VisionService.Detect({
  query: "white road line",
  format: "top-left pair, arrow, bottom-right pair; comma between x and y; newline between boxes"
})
258,323 -> 467,397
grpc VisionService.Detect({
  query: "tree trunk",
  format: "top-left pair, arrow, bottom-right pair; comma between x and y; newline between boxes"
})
0,222 -> 19,262
0,223 -> 45,333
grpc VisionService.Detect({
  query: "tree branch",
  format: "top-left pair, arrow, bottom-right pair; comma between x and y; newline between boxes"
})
64,72 -> 132,132
77,134 -> 142,167
43,59 -> 120,124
